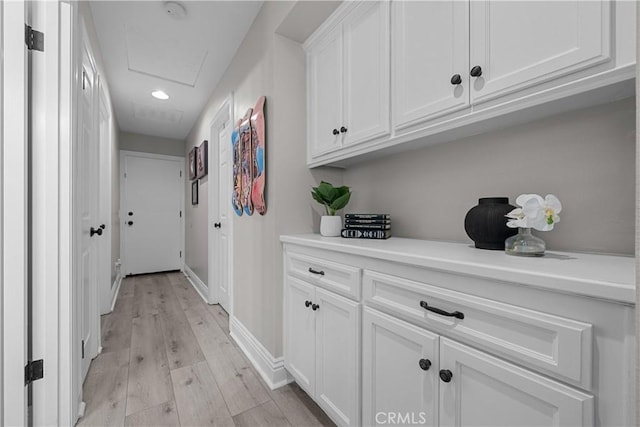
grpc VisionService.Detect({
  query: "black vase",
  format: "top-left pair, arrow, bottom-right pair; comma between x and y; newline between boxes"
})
464,197 -> 518,250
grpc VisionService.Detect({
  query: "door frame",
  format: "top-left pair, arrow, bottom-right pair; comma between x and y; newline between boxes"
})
119,150 -> 185,278
2,1 -> 28,424
97,79 -> 114,315
207,94 -> 234,313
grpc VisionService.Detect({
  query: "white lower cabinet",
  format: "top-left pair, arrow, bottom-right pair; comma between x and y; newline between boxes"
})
363,307 -> 594,427
285,275 -> 361,426
282,238 -> 635,427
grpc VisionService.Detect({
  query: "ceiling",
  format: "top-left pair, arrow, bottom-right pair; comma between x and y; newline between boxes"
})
90,1 -> 263,140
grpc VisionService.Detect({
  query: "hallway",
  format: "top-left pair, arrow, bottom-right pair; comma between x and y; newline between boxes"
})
79,272 -> 334,426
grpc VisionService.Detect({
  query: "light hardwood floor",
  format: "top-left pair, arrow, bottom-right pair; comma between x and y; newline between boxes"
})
78,271 -> 335,427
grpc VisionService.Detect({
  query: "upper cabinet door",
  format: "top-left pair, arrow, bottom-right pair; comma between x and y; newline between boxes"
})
469,1 -> 611,105
362,307 -> 439,427
439,338 -> 594,427
392,0 -> 470,131
308,26 -> 343,158
342,1 -> 390,146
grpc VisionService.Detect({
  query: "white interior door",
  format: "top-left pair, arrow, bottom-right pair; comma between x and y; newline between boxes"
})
78,37 -> 99,382
122,152 -> 183,276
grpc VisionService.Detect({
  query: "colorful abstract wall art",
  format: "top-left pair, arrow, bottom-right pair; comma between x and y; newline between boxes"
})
196,140 -> 208,179
231,96 -> 267,216
188,146 -> 197,180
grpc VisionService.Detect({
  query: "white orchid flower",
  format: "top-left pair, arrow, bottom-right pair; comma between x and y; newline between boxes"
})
505,207 -> 528,228
518,194 -> 562,231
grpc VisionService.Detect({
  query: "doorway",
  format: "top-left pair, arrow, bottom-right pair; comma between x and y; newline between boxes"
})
208,96 -> 234,313
120,151 -> 184,276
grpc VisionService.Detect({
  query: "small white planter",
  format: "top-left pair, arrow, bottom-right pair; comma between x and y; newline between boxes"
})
320,215 -> 342,237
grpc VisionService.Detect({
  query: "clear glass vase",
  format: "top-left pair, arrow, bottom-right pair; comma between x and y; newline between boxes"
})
505,228 -> 545,257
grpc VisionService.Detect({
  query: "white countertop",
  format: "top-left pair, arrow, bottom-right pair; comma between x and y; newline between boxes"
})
280,234 -> 636,304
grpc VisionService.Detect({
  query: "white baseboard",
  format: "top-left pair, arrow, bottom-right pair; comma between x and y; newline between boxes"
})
183,264 -> 208,303
109,272 -> 123,313
229,315 -> 293,391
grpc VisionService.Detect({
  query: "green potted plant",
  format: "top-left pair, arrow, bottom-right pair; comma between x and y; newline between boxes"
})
311,181 -> 351,237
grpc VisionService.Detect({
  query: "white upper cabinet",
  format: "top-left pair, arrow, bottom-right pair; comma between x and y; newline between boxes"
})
469,1 -> 611,105
308,26 -> 343,157
343,1 -> 390,147
306,1 -> 390,161
392,1 -> 470,130
305,0 -> 634,167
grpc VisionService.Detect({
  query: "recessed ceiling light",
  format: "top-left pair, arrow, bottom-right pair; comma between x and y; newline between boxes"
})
152,90 -> 169,100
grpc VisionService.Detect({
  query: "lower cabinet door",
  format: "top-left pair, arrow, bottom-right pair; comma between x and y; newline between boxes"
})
363,307 -> 439,427
284,277 -> 316,395
314,287 -> 361,426
439,338 -> 594,427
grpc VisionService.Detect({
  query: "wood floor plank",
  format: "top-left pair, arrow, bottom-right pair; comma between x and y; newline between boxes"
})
126,314 -> 174,416
185,303 -> 271,416
117,277 -> 136,300
78,349 -> 130,427
132,275 -> 160,318
208,303 -> 230,334
233,401 -> 291,427
168,273 -> 205,311
125,400 -> 180,426
156,275 -> 205,370
271,383 -> 336,427
101,302 -> 133,354
171,361 -> 235,426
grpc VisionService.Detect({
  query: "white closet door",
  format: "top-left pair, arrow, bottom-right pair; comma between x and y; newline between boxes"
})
392,0 -> 469,130
469,0 -> 611,104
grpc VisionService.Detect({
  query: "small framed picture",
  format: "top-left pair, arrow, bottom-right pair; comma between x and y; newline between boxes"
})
188,146 -> 198,180
192,180 -> 199,205
196,140 -> 208,179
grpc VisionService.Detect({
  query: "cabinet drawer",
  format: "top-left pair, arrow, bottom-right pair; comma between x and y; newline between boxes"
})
287,251 -> 362,300
363,270 -> 592,389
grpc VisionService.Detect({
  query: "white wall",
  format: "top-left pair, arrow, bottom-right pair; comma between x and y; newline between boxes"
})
344,97 -> 636,255
119,131 -> 184,157
185,1 -> 342,357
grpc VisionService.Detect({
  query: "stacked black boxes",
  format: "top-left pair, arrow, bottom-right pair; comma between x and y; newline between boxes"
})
341,214 -> 391,239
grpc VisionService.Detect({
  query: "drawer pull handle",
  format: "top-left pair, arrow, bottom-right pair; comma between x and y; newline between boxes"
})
312,303 -> 320,311
420,300 -> 464,320
418,358 -> 431,371
308,268 -> 325,276
305,300 -> 312,308
439,369 -> 453,383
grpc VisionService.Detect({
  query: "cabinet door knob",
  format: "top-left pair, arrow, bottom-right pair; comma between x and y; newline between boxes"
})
305,300 -> 312,308
127,221 -> 134,226
332,129 -> 339,136
470,65 -> 483,77
419,358 -> 432,371
439,369 -> 453,383
214,222 -> 221,229
312,303 -> 319,311
450,74 -> 462,85
340,126 -> 348,133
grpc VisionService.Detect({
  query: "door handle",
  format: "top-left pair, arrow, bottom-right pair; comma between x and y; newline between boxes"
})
90,227 -> 102,237
420,300 -> 464,319
127,221 -> 134,226
214,222 -> 221,229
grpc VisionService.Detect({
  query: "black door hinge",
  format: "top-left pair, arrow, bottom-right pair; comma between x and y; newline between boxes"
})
25,25 -> 44,51
82,339 -> 85,359
25,359 -> 44,385
179,210 -> 182,218
179,170 -> 182,177
179,250 -> 182,258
